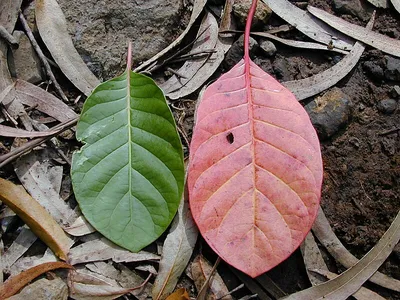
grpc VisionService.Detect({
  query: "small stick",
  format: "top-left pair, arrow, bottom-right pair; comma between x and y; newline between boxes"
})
1,106 -> 18,126
166,67 -> 187,79
18,12 -> 69,103
0,117 -> 77,168
0,26 -> 18,46
379,127 -> 400,136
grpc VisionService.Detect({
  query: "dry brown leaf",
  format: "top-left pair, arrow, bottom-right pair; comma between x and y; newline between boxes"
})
0,178 -> 71,260
8,277 -> 68,300
285,211 -> 400,299
0,262 -> 72,299
68,237 -> 159,265
166,288 -> 190,300
312,207 -> 400,292
15,79 -> 78,122
152,185 -> 198,300
283,12 -> 375,100
219,0 -> 236,37
261,0 -> 353,51
134,0 -> 207,72
308,6 -> 400,57
35,0 -> 100,96
191,256 -> 231,300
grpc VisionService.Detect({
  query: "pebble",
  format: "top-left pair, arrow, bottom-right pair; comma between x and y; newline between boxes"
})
233,0 -> 272,29
332,0 -> 370,21
377,99 -> 397,114
384,55 -> 400,81
224,34 -> 259,69
259,39 -> 277,57
390,85 -> 400,98
363,61 -> 384,81
305,88 -> 352,140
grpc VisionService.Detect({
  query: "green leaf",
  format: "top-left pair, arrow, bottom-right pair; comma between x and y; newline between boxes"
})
71,69 -> 184,252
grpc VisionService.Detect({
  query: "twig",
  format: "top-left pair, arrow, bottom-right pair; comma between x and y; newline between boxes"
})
166,67 -> 187,79
216,284 -> 245,300
18,12 -> 69,103
0,117 -> 78,168
0,25 -> 18,46
379,127 -> 400,136
1,105 -> 18,126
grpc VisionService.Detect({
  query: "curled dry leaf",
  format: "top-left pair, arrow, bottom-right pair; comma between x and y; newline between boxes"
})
391,0 -> 400,13
366,0 -> 389,8
161,12 -> 232,100
0,178 -> 71,260
308,6 -> 400,58
7,277 -> 68,300
283,12 -> 375,100
68,237 -> 160,265
152,186 -> 198,300
35,0 -> 100,96
284,211 -> 400,300
0,262 -> 72,299
261,0 -> 353,51
134,0 -> 207,72
188,1 -> 323,277
166,288 -> 190,300
302,233 -> 385,300
191,256 -> 232,300
312,207 -> 400,292
15,79 -> 78,122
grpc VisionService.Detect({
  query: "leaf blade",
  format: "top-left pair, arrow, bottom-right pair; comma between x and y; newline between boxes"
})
71,70 -> 184,252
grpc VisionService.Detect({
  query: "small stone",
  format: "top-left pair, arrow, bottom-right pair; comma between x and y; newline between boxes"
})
363,61 -> 384,81
332,0 -> 370,21
12,31 -> 43,83
377,99 -> 397,114
224,34 -> 258,69
233,0 -> 272,29
384,55 -> 400,81
259,39 -> 277,57
390,85 -> 400,98
305,88 -> 352,140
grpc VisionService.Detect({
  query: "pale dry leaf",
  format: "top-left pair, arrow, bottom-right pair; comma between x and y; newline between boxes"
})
312,207 -> 400,292
311,269 -> 387,300
0,178 -> 71,261
283,13 -> 375,100
261,0 -> 353,51
64,215 -> 96,237
284,211 -> 400,300
15,79 -> 78,122
14,151 -> 78,227
68,237 -> 160,265
152,186 -> 198,300
35,0 -> 100,96
136,265 -> 157,274
251,31 -> 348,54
161,12 -> 232,100
0,83 -> 14,105
308,6 -> 400,57
0,228 -> 37,271
391,0 -> 400,13
366,0 -> 389,8
191,256 -> 232,300
9,248 -> 58,276
0,125 -> 65,138
8,277 -> 68,300
134,0 -> 207,72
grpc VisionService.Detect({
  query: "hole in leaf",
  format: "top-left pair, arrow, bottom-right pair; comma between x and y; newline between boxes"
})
226,132 -> 234,144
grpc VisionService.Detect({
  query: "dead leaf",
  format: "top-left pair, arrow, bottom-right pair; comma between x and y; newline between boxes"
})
166,288 -> 190,300
64,215 -> 96,237
8,277 -> 68,300
161,11 -> 232,100
15,79 -> 78,122
68,237 -> 160,265
219,0 -> 236,38
191,256 -> 231,300
261,0 -> 353,51
308,6 -> 400,57
391,0 -> 400,12
0,124 -> 69,138
134,0 -> 207,72
0,178 -> 72,260
0,228 -> 37,271
9,248 -> 58,276
35,0 -> 100,96
14,151 -> 78,227
0,262 -> 72,299
366,0 -> 389,8
312,207 -> 400,292
285,211 -> 400,299
283,12 -> 375,100
152,186 -> 198,300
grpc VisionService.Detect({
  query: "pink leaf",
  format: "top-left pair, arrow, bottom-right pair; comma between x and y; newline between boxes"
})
188,0 -> 323,278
